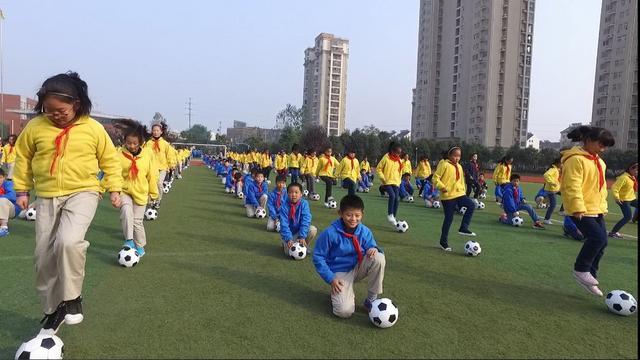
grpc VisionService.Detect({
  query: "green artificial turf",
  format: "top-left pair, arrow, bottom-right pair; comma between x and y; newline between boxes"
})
0,165 -> 637,359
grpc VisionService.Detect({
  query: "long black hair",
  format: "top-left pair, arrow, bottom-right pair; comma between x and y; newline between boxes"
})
567,125 -> 615,147
34,72 -> 92,117
388,142 -> 401,154
548,157 -> 562,171
114,119 -> 150,145
498,155 -> 513,165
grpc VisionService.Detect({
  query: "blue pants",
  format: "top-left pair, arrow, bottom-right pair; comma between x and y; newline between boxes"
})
611,199 -> 638,233
573,215 -> 607,277
289,167 -> 300,184
384,185 -> 400,217
440,196 -> 475,246
544,191 -> 558,220
499,203 -> 540,224
342,178 -> 356,196
495,184 -> 504,200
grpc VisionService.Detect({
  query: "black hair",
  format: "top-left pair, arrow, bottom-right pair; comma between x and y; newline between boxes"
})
549,157 -> 562,169
7,134 -> 17,142
469,153 -> 478,159
626,162 -> 639,174
35,72 -> 92,117
442,146 -> 461,159
0,168 -> 5,177
233,172 -> 243,181
291,144 -> 300,152
402,172 -> 411,178
323,146 -> 332,153
510,173 -> 521,181
388,142 -> 401,154
306,148 -> 316,155
250,167 -> 259,176
499,155 -> 514,164
339,194 -> 365,212
419,155 -> 429,162
566,125 -> 615,147
287,182 -> 303,193
114,119 -> 150,145
275,174 -> 287,183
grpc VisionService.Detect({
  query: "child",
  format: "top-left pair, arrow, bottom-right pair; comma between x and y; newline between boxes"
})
112,119 -> 159,257
312,195 -> 386,318
561,125 -> 615,297
2,134 -> 17,179
493,155 -> 513,204
279,182 -> 317,254
0,168 -> 22,236
534,187 -> 548,208
260,149 -> 272,180
267,175 -> 287,231
361,156 -> 372,182
225,168 -> 238,193
542,158 -> 562,224
337,149 -> 360,196
288,144 -> 303,184
500,174 -> 546,229
144,122 -> 174,208
401,153 -> 412,176
399,173 -> 414,201
478,172 -> 488,197
421,175 -> 440,207
242,167 -> 258,199
14,72 -> 123,334
432,146 -> 476,251
357,169 -> 372,192
233,172 -> 244,196
415,155 -> 431,196
608,162 -> 638,238
563,216 -> 585,241
316,147 -> 338,207
245,171 -> 268,218
301,149 -> 318,197
275,149 -> 288,176
376,142 -> 404,227
464,153 -> 481,198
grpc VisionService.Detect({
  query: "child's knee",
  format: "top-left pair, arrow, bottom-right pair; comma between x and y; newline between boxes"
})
332,303 -> 355,319
371,252 -> 386,267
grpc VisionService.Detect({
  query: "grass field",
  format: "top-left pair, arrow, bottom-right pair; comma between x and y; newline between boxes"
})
0,164 -> 637,359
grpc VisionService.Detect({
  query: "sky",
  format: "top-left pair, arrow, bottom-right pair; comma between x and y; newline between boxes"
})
0,0 -> 602,141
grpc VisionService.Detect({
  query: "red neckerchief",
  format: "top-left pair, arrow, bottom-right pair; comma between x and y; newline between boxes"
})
338,228 -> 363,264
50,124 -> 76,175
256,182 -> 264,196
121,151 -> 139,181
472,160 -> 478,173
276,191 -> 282,209
8,144 -> 14,155
348,155 -> 355,170
448,160 -> 460,181
630,173 -> 637,192
514,186 -> 520,203
388,153 -> 403,174
583,154 -> 604,190
289,201 -> 300,224
323,155 -> 333,172
152,138 -> 161,152
505,164 -> 511,179
0,185 -> 5,196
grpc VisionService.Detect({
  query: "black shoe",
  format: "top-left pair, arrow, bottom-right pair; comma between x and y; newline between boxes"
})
65,296 -> 84,325
40,303 -> 66,335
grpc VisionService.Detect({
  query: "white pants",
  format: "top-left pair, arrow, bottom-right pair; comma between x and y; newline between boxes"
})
332,253 -> 386,318
119,193 -> 147,248
266,217 -> 279,231
245,195 -> 268,217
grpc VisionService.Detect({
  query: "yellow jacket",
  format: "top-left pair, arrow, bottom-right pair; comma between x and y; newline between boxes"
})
493,163 -> 511,185
288,153 -> 303,168
543,165 -> 561,192
275,154 -> 288,171
360,160 -> 371,173
336,156 -> 360,182
168,146 -> 178,168
301,155 -> 318,175
115,147 -> 159,205
14,115 -> 123,197
316,155 -> 338,177
401,159 -> 412,176
2,144 -> 17,164
612,172 -> 637,202
260,153 -> 272,168
432,159 -> 466,200
416,160 -> 432,178
560,146 -> 608,216
376,153 -> 403,186
144,137 -> 173,171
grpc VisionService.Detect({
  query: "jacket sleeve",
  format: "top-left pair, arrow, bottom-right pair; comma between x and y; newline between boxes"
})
399,182 -> 408,197
246,183 -> 258,206
147,156 -> 160,200
315,158 -> 322,177
298,201 -> 312,239
335,159 -> 344,179
611,176 -> 624,201
543,168 -> 558,189
2,181 -> 17,202
279,204 -> 293,243
560,157 -> 586,214
493,165 -> 503,184
267,192 -> 277,219
432,161 -> 447,191
13,125 -> 36,193
312,230 -> 336,284
376,157 -> 387,184
95,125 -> 123,193
360,227 -> 380,252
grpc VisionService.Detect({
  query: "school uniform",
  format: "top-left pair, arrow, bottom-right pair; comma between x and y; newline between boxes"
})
245,181 -> 268,217
563,216 -> 585,241
301,155 -> 318,194
376,153 -> 403,217
415,160 -> 432,194
14,115 -> 123,315
463,160 -> 481,198
275,154 -> 288,175
2,143 -> 17,179
316,155 -> 338,202
336,156 -> 360,196
492,163 -> 512,200
500,183 -> 540,224
357,172 -> 371,192
542,165 -> 561,220
279,197 -> 317,251
288,153 -> 303,183
399,179 -> 414,199
143,136 -> 173,202
610,172 -> 638,234
266,188 -> 286,231
0,180 -> 22,227
313,219 -> 386,318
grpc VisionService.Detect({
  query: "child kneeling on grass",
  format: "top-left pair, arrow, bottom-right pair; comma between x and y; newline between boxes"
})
312,194 -> 386,318
0,169 -> 22,236
279,182 -> 317,255
245,171 -> 268,217
266,175 -> 287,231
500,174 -> 545,229
399,172 -> 414,201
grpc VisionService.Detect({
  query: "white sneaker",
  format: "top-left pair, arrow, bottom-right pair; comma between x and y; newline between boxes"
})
387,214 -> 397,225
543,219 -> 553,225
324,202 -> 331,208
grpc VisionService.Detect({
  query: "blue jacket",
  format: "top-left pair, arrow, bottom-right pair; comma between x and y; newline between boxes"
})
0,180 -> 22,215
358,173 -> 372,188
563,216 -> 584,240
242,174 -> 254,195
399,179 -> 414,198
502,183 -> 525,214
246,181 -> 268,206
267,188 -> 286,220
535,187 -> 546,199
225,173 -> 234,189
313,219 -> 382,284
279,197 -> 312,243
421,181 -> 440,200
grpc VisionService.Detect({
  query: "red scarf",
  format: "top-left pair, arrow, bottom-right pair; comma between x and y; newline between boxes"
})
152,138 -> 160,152
50,124 -> 76,175
0,185 -> 5,196
505,164 -> 511,180
276,191 -> 282,209
514,186 -> 520,203
449,160 -> 460,181
257,182 -> 264,196
348,155 -> 355,170
388,153 -> 403,174
584,154 -> 605,190
340,230 -> 363,264
323,155 -> 333,172
8,144 -> 14,155
631,174 -> 638,192
289,201 -> 300,224
121,151 -> 139,181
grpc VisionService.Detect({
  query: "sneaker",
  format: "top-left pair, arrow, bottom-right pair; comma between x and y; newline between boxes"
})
363,298 -> 374,312
440,244 -> 453,252
40,303 -> 66,335
136,246 -> 146,258
573,270 -> 599,286
543,219 -> 553,225
533,221 -> 546,230
387,214 -> 397,225
123,239 -> 135,249
324,202 -> 331,208
458,229 -> 476,236
0,228 -> 9,237
608,232 -> 623,239
64,296 -> 84,325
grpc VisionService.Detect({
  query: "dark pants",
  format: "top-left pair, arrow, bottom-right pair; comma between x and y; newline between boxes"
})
379,185 -> 386,196
573,215 -> 607,277
384,185 -> 400,217
544,191 -> 558,220
342,178 -> 356,196
262,166 -> 272,180
611,199 -> 638,233
289,167 -> 300,184
305,175 -> 316,194
440,196 -> 475,246
465,179 -> 480,198
320,176 -> 334,202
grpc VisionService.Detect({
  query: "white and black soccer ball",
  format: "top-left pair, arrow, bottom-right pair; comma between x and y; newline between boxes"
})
311,193 -> 320,201
368,298 -> 399,329
395,221 -> 409,233
539,203 -> 548,209
255,207 -> 267,219
605,290 -> 637,316
459,206 -> 468,215
406,196 -> 414,203
144,208 -> 158,221
432,201 -> 441,209
118,246 -> 139,268
328,200 -> 338,209
162,185 -> 170,194
364,187 -> 370,193
512,216 -> 524,227
289,242 -> 307,260
464,240 -> 482,257
237,192 -> 244,199
15,334 -> 64,360
303,189 -> 310,197
25,208 -> 37,221
478,202 -> 485,210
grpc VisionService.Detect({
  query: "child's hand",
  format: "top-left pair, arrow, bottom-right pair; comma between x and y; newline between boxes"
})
287,240 -> 294,249
366,248 -> 378,259
16,195 -> 29,210
110,192 -> 122,208
573,212 -> 585,220
299,239 -> 307,247
331,278 -> 344,295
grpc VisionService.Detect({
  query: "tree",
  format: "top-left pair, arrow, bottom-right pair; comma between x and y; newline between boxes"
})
180,124 -> 211,144
275,104 -> 305,131
278,126 -> 300,152
300,125 -> 331,152
245,136 -> 266,150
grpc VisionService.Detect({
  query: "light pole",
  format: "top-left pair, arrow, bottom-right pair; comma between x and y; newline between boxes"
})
0,9 -> 5,139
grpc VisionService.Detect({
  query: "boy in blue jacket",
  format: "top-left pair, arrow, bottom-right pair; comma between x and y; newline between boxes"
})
267,175 -> 287,231
399,173 -> 414,201
279,182 -> 317,255
421,175 -> 440,207
313,194 -> 386,318
0,169 -> 22,236
357,169 -> 371,192
499,174 -> 545,229
563,216 -> 585,241
245,172 -> 268,217
225,168 -> 238,193
241,168 -> 258,203
534,187 -> 548,208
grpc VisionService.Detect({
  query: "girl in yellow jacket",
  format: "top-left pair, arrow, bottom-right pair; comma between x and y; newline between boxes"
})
2,134 -> 17,179
376,142 -> 404,226
360,156 -> 372,182
144,123 -> 173,204
609,162 -> 638,238
260,150 -> 273,180
401,153 -> 412,177
415,155 -> 432,196
301,149 -> 318,197
432,146 -> 477,251
315,146 -> 338,205
560,125 -> 615,297
336,149 -> 360,196
275,150 -> 288,175
541,158 -> 562,224
14,72 -> 123,334
288,144 -> 303,184
493,155 -> 513,203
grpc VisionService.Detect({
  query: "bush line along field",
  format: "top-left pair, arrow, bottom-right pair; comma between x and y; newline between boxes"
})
0,165 -> 637,359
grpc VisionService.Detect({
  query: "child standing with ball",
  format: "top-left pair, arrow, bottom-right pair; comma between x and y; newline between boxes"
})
14,72 -> 123,334
279,182 -> 317,255
376,142 -> 404,228
608,162 -> 638,239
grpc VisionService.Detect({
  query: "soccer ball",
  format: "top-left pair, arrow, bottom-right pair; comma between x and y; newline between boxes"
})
395,221 -> 409,233
144,208 -> 158,221
479,192 -> 487,199
266,180 -> 271,185
303,189 -> 310,197
459,206 -> 467,215
538,203 -> 548,209
512,216 -> 524,227
15,334 -> 64,360
406,196 -> 414,203
162,185 -> 170,194
311,193 -> 320,201
473,199 -> 480,208
464,240 -> 482,257
118,246 -> 139,268
288,242 -> 307,260
230,188 -> 236,194
605,290 -> 637,316
432,201 -> 441,209
478,202 -> 486,210
25,208 -> 37,221
368,298 -> 399,329
364,187 -> 370,193
328,200 -> 338,209
424,200 -> 433,208
164,181 -> 172,189
255,207 -> 267,219
237,192 -> 244,199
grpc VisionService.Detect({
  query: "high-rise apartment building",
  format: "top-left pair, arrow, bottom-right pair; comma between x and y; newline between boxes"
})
411,0 -> 535,148
303,33 -> 349,136
591,0 -> 637,151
